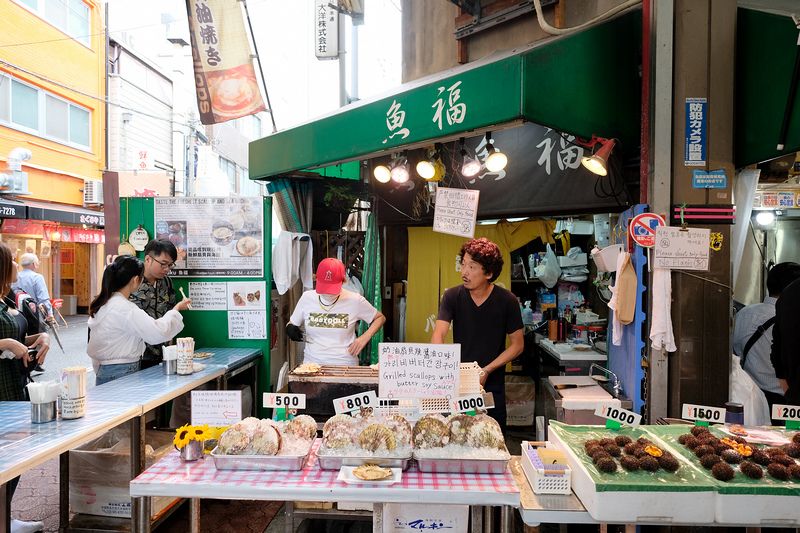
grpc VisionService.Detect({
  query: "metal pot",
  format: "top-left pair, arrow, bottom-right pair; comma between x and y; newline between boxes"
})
178,439 -> 205,461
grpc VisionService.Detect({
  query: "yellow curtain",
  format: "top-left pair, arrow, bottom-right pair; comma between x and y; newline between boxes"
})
406,222 -> 551,343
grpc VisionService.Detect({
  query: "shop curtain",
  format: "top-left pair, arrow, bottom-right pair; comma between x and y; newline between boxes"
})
357,212 -> 382,365
266,179 -> 312,233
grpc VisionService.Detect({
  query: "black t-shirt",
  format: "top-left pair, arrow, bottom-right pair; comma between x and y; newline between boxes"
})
772,278 -> 800,404
436,284 -> 523,388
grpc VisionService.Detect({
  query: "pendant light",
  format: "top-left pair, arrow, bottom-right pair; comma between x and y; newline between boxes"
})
460,138 -> 481,177
484,132 -> 507,172
581,137 -> 616,176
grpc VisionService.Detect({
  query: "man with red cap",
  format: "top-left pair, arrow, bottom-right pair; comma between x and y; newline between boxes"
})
287,258 -> 385,366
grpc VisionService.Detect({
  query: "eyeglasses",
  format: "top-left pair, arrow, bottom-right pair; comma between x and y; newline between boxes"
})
149,255 -> 176,270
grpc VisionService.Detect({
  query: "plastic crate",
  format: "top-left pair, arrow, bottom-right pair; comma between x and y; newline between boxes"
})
419,398 -> 453,413
372,397 -> 419,420
521,442 -> 571,495
460,362 -> 483,395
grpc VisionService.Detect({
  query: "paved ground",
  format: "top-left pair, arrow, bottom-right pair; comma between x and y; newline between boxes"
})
31,314 -> 96,387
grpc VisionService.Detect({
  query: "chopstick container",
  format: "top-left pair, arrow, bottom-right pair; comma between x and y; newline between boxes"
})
61,366 -> 87,419
162,346 -> 178,375
31,401 -> 56,423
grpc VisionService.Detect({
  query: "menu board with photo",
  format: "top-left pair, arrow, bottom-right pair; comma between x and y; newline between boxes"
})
154,197 -> 264,277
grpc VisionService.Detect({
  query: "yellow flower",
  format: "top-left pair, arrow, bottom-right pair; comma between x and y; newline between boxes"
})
192,424 -> 209,441
174,424 -> 192,448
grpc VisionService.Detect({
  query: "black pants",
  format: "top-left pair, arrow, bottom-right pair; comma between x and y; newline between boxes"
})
763,389 -> 786,426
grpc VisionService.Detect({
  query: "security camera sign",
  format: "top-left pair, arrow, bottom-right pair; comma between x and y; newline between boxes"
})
630,213 -> 666,248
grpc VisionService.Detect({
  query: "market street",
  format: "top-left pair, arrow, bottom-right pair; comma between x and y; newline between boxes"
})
32,315 -> 95,388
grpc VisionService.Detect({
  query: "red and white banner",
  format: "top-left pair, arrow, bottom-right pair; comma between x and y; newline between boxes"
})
186,0 -> 266,125
1,220 -> 105,244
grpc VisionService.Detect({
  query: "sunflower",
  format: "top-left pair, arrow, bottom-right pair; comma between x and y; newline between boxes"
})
192,424 -> 210,441
174,424 -> 193,448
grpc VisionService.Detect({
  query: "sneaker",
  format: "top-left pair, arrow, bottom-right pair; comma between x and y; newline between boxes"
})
10,519 -> 44,533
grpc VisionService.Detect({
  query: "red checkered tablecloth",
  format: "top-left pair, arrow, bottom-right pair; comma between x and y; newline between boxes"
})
132,440 -> 519,506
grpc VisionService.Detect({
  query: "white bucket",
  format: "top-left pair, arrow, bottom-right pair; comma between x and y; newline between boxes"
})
591,244 -> 624,272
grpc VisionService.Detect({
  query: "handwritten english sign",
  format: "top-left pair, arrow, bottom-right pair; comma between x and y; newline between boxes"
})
378,343 -> 460,399
433,187 -> 479,238
654,226 -> 710,271
188,282 -> 227,310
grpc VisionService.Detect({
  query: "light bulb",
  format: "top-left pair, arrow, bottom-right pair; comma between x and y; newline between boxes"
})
755,211 -> 775,226
373,164 -> 391,183
416,159 -> 436,180
486,149 -> 507,172
391,163 -> 409,183
461,156 -> 481,177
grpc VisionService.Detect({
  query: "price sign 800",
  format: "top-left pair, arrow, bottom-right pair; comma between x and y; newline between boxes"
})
333,391 -> 378,415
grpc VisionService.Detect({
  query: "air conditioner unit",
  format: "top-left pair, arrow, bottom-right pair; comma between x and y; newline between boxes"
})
84,180 -> 103,205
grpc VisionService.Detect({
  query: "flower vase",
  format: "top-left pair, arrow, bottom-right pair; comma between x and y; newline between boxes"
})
178,439 -> 205,461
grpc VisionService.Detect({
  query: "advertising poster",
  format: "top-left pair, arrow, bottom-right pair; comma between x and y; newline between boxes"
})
185,0 -> 267,124
154,197 -> 263,277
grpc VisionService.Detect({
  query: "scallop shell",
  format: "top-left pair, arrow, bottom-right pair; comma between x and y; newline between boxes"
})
321,422 -> 359,449
323,414 -> 354,435
250,424 -> 282,455
385,415 -> 412,446
473,413 -> 501,430
287,415 -> 318,441
358,424 -> 397,452
234,417 -> 261,435
218,428 -> 251,455
447,414 -> 478,445
466,421 -> 505,450
412,416 -> 450,449
352,464 -> 393,480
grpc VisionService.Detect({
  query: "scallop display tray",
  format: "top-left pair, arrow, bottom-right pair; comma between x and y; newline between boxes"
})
210,446 -> 313,471
413,446 -> 511,474
316,452 -> 412,471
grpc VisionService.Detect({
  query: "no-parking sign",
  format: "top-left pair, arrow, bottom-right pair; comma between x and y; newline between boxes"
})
630,213 -> 666,248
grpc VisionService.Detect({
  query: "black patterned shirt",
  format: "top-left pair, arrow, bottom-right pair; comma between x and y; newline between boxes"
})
129,276 -> 176,366
0,300 -> 24,401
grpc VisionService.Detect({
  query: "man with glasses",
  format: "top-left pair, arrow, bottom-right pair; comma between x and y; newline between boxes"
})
129,240 -> 177,369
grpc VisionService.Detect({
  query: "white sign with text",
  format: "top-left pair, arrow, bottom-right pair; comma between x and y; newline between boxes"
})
654,226 -> 710,270
378,343 -> 460,399
191,390 -> 242,427
433,187 -> 479,239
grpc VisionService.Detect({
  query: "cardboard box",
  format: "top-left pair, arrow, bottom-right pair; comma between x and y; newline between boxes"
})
69,429 -> 174,518
505,376 -> 535,426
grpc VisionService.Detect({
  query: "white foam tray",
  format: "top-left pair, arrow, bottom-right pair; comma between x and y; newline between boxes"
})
549,429 -> 716,524
715,493 -> 800,526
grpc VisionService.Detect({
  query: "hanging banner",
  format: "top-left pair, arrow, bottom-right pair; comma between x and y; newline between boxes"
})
186,0 -> 267,125
314,0 -> 339,59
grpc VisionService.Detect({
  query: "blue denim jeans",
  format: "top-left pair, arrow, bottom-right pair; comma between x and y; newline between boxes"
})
95,361 -> 141,386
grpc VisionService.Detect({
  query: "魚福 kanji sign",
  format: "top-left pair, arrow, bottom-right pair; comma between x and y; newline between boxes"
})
630,213 -> 666,248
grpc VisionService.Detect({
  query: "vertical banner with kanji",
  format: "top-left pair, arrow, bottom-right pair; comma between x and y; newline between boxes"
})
186,0 -> 266,125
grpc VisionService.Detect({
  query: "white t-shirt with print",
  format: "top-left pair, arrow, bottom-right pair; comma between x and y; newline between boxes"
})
289,289 -> 379,366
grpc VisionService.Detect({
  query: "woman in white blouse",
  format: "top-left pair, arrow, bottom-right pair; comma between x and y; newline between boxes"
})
88,255 -> 191,385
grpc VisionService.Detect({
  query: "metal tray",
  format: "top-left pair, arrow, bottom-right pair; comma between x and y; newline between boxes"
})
210,445 -> 313,471
316,451 -> 412,471
413,446 -> 511,474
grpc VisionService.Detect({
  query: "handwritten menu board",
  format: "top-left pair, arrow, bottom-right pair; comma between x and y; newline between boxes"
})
433,187 -> 479,238
188,282 -> 227,310
654,226 -> 710,270
378,343 -> 460,399
191,390 -> 242,426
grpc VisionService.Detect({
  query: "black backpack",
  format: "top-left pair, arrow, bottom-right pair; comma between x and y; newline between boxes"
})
8,287 -> 41,336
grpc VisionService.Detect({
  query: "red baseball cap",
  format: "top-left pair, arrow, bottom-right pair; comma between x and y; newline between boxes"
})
315,258 -> 345,295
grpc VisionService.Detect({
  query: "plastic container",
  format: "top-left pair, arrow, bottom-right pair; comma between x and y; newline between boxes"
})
572,325 -> 587,343
522,301 -> 533,325
521,442 -> 571,495
724,402 -> 744,425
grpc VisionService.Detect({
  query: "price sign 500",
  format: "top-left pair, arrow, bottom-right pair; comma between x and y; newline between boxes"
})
263,393 -> 306,410
333,391 -> 378,415
594,404 -> 642,428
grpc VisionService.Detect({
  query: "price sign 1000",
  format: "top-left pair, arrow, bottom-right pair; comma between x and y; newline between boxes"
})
594,404 -> 642,428
450,395 -> 489,414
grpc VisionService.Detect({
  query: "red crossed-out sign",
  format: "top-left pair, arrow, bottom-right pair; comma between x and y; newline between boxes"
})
630,213 -> 666,248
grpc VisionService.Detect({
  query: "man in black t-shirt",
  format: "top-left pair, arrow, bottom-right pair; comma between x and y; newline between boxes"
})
431,238 -> 524,432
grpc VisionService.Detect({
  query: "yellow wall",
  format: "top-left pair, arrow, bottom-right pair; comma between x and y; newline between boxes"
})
0,0 -> 106,201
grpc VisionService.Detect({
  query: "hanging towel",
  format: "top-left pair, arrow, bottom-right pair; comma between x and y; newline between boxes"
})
607,250 -> 627,346
273,231 -> 313,295
649,268 -> 676,352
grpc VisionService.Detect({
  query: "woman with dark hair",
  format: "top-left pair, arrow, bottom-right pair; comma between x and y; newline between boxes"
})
88,255 -> 190,385
0,242 -> 50,533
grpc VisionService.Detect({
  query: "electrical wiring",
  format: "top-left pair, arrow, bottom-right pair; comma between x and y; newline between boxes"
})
748,218 -> 767,264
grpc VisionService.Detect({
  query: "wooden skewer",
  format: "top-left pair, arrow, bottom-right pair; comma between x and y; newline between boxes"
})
179,287 -> 191,309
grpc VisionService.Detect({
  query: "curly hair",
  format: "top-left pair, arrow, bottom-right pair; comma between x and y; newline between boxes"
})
460,238 -> 504,282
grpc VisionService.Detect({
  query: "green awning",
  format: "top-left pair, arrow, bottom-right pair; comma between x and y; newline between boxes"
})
250,10 -> 642,181
736,8 -> 800,167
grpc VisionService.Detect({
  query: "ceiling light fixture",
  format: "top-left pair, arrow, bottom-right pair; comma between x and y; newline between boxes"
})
580,136 -> 616,176
460,138 -> 481,177
484,132 -> 508,172
755,211 -> 775,226
373,163 -> 391,183
391,155 -> 410,183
